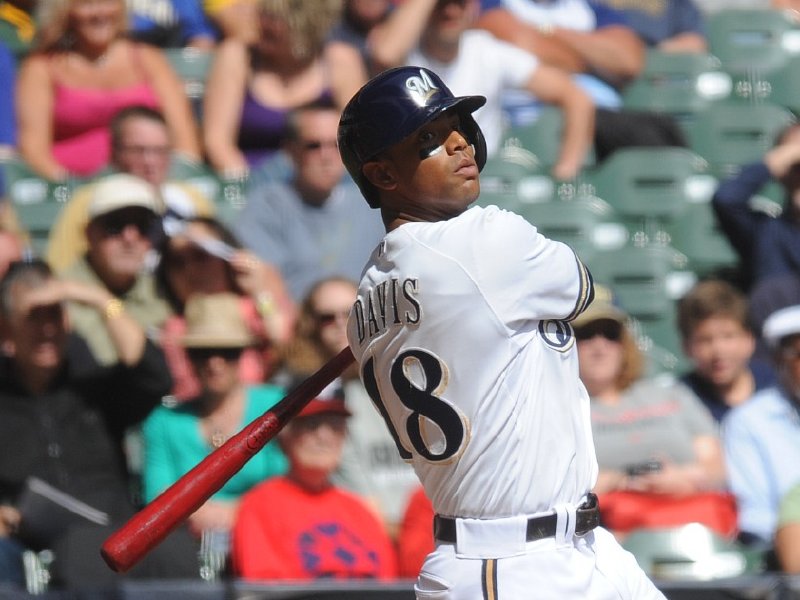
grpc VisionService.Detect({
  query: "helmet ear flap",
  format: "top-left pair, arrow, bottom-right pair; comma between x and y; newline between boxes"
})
461,112 -> 487,172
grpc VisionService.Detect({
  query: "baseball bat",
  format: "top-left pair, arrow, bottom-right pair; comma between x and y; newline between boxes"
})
101,346 -> 355,574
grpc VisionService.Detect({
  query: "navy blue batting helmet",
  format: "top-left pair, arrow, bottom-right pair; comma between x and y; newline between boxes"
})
338,66 -> 487,208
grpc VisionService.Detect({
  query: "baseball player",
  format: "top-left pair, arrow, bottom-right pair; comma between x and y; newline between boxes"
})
338,66 -> 666,599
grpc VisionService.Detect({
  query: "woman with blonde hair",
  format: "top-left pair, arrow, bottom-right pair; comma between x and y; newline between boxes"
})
202,0 -> 366,176
15,0 -> 201,181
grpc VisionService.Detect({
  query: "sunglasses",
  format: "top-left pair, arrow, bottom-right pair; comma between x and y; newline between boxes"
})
97,212 -> 155,237
186,346 -> 245,362
315,309 -> 350,327
574,320 -> 623,342
299,139 -> 338,152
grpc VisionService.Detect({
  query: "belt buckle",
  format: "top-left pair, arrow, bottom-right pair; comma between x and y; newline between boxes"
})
575,493 -> 599,538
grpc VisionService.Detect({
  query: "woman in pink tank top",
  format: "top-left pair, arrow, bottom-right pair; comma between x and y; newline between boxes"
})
15,0 -> 201,181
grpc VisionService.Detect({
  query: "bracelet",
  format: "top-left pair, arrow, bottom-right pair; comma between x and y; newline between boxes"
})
255,292 -> 276,317
103,298 -> 125,320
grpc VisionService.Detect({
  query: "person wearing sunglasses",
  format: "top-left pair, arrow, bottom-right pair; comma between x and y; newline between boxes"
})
155,216 -> 296,402
60,173 -> 172,365
278,276 -> 419,540
142,292 -> 288,567
234,99 -> 384,303
573,285 -> 729,539
0,259 -> 199,589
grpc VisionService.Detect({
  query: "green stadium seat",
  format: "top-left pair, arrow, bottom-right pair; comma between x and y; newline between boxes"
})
477,142 -> 555,211
665,200 -> 739,279
168,155 -> 222,203
500,106 -> 596,170
587,238 -> 697,359
519,195 -> 627,266
585,147 -> 717,233
683,102 -> 795,178
622,50 -> 732,118
1,158 -> 78,257
163,48 -> 214,101
622,524 -> 757,581
707,8 -> 800,76
752,56 -> 800,114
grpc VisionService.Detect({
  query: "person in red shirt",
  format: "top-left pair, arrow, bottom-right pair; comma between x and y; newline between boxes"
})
231,380 -> 398,581
397,485 -> 435,580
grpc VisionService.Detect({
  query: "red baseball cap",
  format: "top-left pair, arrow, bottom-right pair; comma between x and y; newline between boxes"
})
297,379 -> 352,418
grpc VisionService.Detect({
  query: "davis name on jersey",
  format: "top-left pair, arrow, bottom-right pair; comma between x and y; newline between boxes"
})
351,276 -> 421,345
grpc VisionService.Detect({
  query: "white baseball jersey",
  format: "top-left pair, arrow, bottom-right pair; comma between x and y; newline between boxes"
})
347,205 -> 598,520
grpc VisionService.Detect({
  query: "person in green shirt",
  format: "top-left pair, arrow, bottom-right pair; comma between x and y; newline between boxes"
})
142,292 -> 288,541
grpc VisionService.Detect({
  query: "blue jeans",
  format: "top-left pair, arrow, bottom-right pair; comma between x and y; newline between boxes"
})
0,537 -> 25,587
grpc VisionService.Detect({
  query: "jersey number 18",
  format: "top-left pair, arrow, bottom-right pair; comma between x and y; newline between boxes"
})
362,349 -> 467,462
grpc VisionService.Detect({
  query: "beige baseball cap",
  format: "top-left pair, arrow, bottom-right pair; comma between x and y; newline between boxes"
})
571,284 -> 628,329
88,173 -> 161,220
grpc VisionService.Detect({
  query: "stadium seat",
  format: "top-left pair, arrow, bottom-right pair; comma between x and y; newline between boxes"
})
163,47 -> 213,102
477,142 -> 555,211
169,154 -> 222,203
622,523 -> 757,581
500,106 -> 596,170
754,56 -> 800,115
1,158 -> 75,257
163,47 -> 214,120
587,237 -> 697,358
622,50 -> 732,118
585,147 -> 717,233
214,175 -> 249,228
707,8 -> 800,77
683,102 -> 795,178
665,200 -> 739,279
519,194 -> 627,266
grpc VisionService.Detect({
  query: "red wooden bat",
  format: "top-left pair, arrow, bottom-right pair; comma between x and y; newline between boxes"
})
101,347 -> 355,573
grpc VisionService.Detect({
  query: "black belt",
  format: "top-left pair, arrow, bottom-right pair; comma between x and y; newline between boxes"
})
433,493 -> 600,543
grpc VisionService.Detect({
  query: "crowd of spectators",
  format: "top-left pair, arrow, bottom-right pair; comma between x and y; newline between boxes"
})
1,0 -> 800,593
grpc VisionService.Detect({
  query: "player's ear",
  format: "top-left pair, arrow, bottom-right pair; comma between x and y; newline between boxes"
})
363,160 -> 398,193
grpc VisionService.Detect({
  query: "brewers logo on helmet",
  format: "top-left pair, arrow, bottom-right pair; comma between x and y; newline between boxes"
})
337,66 -> 488,208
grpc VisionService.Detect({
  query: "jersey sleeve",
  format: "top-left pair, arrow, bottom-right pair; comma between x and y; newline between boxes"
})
475,208 -> 593,324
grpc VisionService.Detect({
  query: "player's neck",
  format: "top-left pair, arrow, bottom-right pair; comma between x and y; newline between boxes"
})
382,206 -> 465,231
